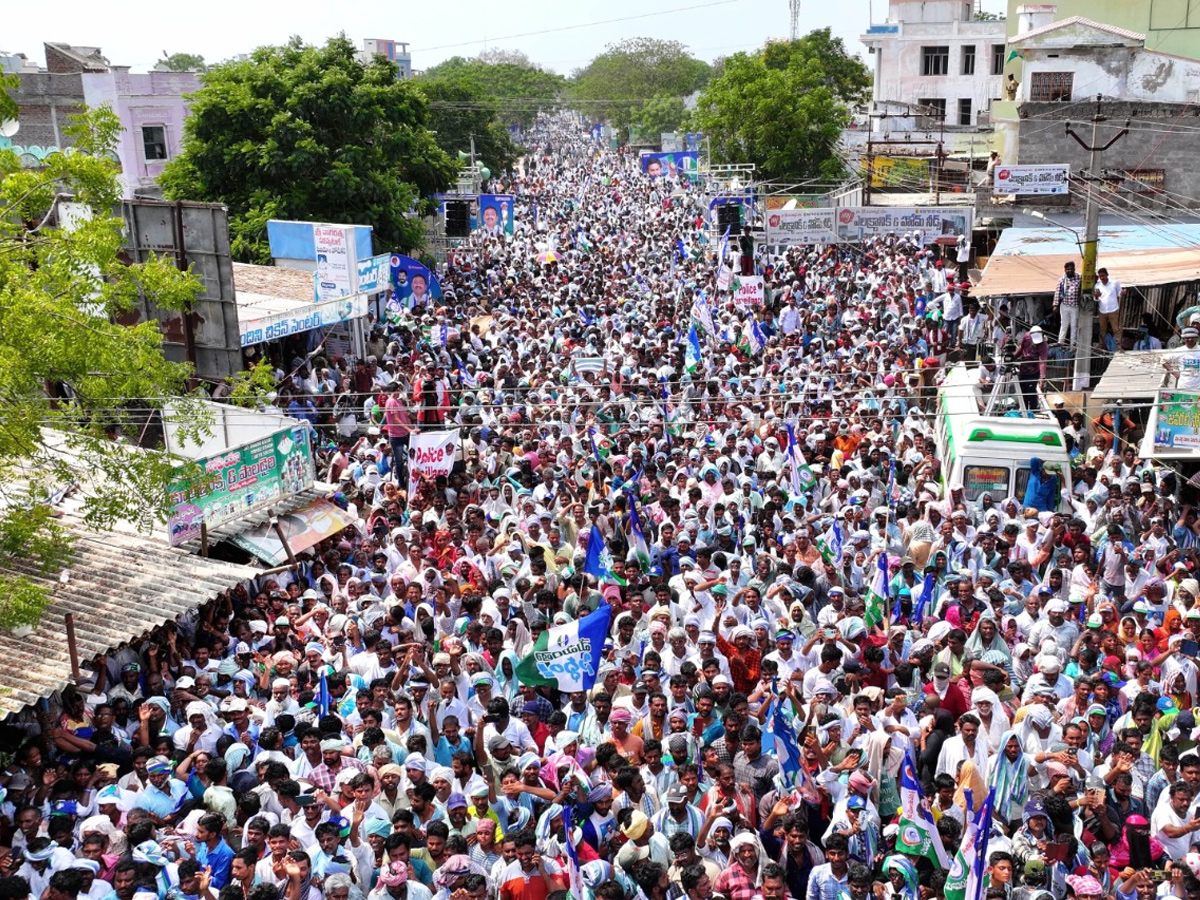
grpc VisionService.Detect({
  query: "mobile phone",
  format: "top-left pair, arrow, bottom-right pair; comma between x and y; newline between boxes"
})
1183,639 -> 1199,658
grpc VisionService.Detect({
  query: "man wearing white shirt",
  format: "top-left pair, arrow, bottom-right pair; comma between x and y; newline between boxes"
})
1095,267 -> 1122,350
935,713 -> 989,778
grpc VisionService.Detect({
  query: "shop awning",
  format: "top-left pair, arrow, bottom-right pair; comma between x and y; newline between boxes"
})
234,263 -> 369,349
1091,350 -> 1169,402
230,498 -> 357,565
972,224 -> 1200,297
0,517 -> 257,716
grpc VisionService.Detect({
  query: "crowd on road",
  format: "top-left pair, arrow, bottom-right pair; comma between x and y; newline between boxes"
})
7,112 -> 1200,900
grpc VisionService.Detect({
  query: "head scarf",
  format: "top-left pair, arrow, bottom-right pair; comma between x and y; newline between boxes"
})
987,728 -> 1030,816
885,855 -> 920,900
728,832 -> 765,884
377,861 -> 409,888
953,759 -> 987,815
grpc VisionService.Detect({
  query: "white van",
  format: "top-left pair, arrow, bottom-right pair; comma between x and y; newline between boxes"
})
934,365 -> 1074,510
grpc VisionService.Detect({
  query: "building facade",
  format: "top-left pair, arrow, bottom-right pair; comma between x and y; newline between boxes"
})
1004,0 -> 1200,61
3,43 -> 196,198
992,14 -> 1200,208
360,39 -> 411,78
860,0 -> 1008,129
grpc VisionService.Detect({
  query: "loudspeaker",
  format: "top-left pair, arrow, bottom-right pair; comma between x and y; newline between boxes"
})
716,204 -> 741,231
445,201 -> 470,237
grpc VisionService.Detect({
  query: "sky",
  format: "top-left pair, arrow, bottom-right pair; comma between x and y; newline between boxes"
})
3,0 -> 1004,76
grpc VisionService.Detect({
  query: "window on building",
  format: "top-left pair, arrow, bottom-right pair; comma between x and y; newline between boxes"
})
142,125 -> 168,161
992,44 -> 1006,76
962,45 -> 976,76
921,46 -> 950,76
918,98 -> 947,120
1029,71 -> 1074,102
959,99 -> 973,125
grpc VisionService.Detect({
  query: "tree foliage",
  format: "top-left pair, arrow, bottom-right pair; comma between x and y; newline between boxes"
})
417,72 -> 519,175
0,105 -> 208,627
695,30 -> 870,181
631,94 -> 691,139
570,38 -> 711,130
160,36 -> 456,263
157,52 -> 207,72
1,74 -> 17,123
420,55 -> 566,128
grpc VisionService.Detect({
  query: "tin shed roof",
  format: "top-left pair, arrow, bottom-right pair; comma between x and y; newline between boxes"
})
0,516 -> 257,716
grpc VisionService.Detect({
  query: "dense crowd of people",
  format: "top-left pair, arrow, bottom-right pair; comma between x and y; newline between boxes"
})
5,113 -> 1200,900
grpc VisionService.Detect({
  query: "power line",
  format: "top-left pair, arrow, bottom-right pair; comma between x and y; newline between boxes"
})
417,0 -> 745,54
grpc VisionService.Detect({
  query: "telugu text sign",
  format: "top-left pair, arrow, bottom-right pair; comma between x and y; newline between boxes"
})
167,427 -> 315,546
764,208 -> 837,246
1153,391 -> 1200,452
313,224 -> 353,301
993,165 -> 1070,196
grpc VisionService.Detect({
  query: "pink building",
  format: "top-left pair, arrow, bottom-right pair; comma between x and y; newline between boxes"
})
81,67 -> 199,197
6,43 -> 198,198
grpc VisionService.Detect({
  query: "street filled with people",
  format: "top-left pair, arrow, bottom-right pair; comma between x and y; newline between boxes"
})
6,112 -> 1200,900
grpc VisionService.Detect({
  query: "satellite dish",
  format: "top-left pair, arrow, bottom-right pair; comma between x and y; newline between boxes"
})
0,119 -> 19,138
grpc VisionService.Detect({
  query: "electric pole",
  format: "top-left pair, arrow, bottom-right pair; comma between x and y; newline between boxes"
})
1065,94 -> 1129,292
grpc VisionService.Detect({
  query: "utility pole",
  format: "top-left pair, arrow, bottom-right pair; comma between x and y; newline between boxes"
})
865,134 -> 872,206
934,114 -> 946,206
1064,94 -> 1129,391
1065,94 -> 1129,292
469,133 -> 478,194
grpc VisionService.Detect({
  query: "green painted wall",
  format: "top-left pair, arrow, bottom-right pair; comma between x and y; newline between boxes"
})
1005,0 -> 1200,60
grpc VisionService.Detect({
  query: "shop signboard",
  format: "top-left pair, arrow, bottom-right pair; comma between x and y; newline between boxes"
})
167,427 -> 315,546
764,207 -> 837,246
239,294 -> 369,348
993,164 -> 1070,196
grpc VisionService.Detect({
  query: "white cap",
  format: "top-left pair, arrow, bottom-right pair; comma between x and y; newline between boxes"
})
1030,326 -> 1045,344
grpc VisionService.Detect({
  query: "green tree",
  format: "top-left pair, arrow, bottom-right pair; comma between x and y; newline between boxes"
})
1,73 -> 18,123
417,72 -> 519,174
696,32 -> 870,181
0,105 -> 207,627
160,36 -> 456,263
420,55 -> 566,128
157,52 -> 207,72
570,38 -> 711,130
631,94 -> 690,139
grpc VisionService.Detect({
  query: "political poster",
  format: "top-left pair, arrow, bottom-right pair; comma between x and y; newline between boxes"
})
230,499 -> 357,566
993,164 -> 1070,196
1152,391 -> 1200,452
313,225 -> 353,301
167,427 -> 315,546
475,194 -> 515,235
408,430 -> 459,496
731,275 -> 765,308
640,151 -> 700,182
387,254 -> 443,315
764,208 -> 838,246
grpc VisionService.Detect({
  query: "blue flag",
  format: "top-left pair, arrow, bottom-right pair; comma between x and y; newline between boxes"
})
582,525 -> 626,586
317,669 -> 331,717
515,604 -> 614,691
685,323 -> 703,374
913,572 -> 935,626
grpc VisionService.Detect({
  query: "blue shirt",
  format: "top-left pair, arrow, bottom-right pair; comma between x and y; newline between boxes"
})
196,837 -> 234,889
132,779 -> 189,819
806,863 -> 849,900
434,735 -> 472,768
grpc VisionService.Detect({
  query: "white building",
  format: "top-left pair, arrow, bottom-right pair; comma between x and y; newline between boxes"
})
861,0 -> 1008,129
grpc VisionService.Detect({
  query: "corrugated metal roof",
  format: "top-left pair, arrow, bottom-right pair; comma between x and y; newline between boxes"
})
974,225 -> 1200,296
1009,16 -> 1145,45
1091,350 -> 1169,401
172,485 -> 334,551
0,516 -> 258,717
